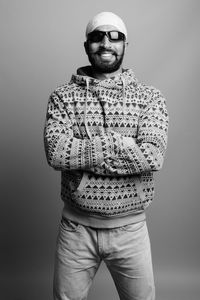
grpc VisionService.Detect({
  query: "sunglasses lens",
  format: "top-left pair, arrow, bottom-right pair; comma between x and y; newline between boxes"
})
88,31 -> 125,42
109,31 -> 121,40
88,31 -> 104,42
108,31 -> 124,41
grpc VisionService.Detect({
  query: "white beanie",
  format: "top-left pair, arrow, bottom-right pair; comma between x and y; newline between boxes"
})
86,12 -> 128,40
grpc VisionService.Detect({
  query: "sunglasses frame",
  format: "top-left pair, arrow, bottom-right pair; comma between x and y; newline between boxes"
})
87,30 -> 126,43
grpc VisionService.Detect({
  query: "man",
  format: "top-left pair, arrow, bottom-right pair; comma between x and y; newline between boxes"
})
44,11 -> 169,300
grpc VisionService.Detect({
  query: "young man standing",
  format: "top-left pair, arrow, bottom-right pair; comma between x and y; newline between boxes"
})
44,11 -> 169,300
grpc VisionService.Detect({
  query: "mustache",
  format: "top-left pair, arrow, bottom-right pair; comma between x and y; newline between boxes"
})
95,47 -> 116,55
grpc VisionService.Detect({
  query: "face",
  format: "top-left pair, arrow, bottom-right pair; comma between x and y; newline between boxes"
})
84,25 -> 126,74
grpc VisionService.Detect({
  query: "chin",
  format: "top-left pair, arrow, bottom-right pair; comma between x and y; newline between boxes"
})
90,58 -> 124,73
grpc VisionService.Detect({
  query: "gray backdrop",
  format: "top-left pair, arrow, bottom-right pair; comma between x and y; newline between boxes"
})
1,0 -> 199,299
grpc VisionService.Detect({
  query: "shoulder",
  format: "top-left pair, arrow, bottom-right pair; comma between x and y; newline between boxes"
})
135,81 -> 166,106
136,81 -> 164,97
49,81 -> 78,102
52,81 -> 75,95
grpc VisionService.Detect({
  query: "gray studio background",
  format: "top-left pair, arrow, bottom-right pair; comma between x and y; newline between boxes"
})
1,1 -> 199,299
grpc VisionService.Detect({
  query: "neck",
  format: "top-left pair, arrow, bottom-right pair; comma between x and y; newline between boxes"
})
91,66 -> 123,80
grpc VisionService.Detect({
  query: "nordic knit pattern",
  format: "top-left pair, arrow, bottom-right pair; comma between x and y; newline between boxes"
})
44,68 -> 169,217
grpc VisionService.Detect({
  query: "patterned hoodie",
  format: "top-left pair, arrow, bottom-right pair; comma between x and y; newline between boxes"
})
44,67 -> 168,224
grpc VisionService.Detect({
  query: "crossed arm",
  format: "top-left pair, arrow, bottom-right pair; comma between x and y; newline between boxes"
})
44,90 -> 169,176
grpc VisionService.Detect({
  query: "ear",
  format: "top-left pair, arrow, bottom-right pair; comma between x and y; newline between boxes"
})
84,41 -> 89,55
124,41 -> 129,51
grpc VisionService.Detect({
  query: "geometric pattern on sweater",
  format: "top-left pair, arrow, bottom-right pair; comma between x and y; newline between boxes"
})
44,67 -> 169,217
60,171 -> 154,216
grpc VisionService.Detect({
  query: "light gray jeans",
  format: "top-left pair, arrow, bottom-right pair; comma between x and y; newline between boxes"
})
53,218 -> 155,300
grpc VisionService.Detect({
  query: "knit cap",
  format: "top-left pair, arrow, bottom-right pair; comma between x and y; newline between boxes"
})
86,12 -> 128,40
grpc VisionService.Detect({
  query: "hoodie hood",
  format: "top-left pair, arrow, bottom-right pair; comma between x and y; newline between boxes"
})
70,66 -> 138,89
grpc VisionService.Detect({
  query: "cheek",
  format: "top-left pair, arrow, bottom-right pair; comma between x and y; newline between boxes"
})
115,44 -> 125,56
88,43 -> 99,54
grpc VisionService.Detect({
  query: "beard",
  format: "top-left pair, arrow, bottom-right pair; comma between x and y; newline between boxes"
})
87,45 -> 125,74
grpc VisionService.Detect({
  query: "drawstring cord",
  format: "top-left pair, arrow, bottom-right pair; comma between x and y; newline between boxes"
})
78,78 -> 91,192
84,76 -> 126,138
121,76 -> 126,115
84,78 -> 92,140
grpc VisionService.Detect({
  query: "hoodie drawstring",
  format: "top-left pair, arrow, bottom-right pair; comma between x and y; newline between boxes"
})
78,78 -> 91,192
121,76 -> 126,116
84,75 -> 126,139
84,78 -> 92,140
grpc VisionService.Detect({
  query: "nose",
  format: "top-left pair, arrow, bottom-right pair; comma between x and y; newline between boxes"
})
100,34 -> 110,47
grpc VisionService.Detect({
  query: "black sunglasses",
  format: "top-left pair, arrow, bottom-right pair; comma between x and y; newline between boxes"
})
87,30 -> 126,43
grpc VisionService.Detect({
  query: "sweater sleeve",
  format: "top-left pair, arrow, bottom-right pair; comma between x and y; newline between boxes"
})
91,88 -> 169,175
44,91 -> 104,171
